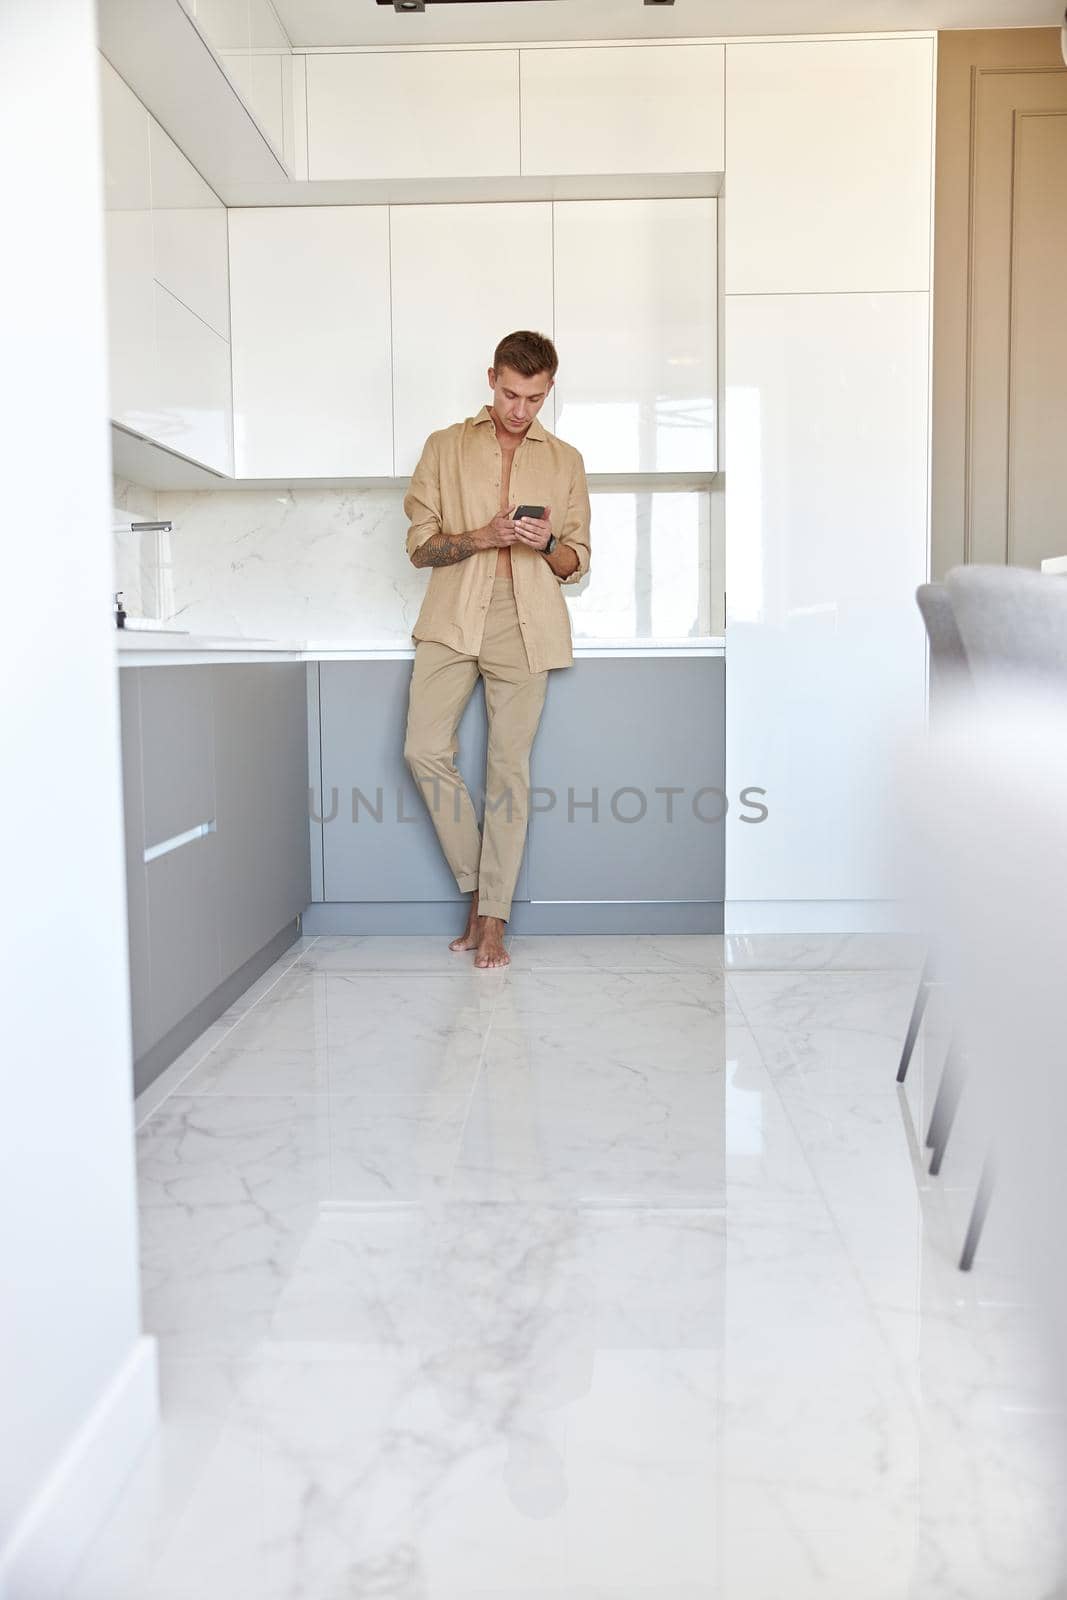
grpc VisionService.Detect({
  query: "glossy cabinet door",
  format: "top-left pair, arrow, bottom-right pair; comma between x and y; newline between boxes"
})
725,38 -> 934,294
553,199 -> 717,474
100,59 -> 156,434
101,57 -> 233,472
527,658 -> 725,907
724,291 -> 930,917
152,282 -> 234,473
390,202 -> 554,476
149,119 -> 229,339
306,50 -> 519,180
212,664 -> 311,976
188,0 -> 252,99
119,664 -> 310,1091
247,0 -> 292,165
181,0 -> 292,170
229,206 -> 393,477
521,44 -> 724,176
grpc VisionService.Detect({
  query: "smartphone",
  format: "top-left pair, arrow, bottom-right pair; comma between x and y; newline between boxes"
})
512,505 -> 545,521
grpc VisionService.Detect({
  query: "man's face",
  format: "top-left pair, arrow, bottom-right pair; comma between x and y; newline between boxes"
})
488,365 -> 553,435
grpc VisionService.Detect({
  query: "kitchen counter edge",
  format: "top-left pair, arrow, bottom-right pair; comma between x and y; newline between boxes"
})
117,634 -> 727,666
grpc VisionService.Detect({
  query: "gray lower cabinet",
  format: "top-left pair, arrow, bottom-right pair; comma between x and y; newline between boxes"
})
523,657 -> 726,908
311,656 -> 724,934
213,665 -> 312,976
119,663 -> 311,1094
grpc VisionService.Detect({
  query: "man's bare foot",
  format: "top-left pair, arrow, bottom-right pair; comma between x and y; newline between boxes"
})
449,893 -> 482,952
474,916 -> 510,969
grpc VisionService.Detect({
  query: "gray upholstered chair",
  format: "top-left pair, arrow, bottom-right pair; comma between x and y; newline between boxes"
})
928,565 -> 1067,1269
898,584 -> 969,1089
944,562 -> 1067,688
900,584 -> 973,1183
915,581 -> 971,709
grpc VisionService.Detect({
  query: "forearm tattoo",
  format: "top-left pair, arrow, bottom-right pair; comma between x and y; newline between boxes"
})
412,531 -> 479,568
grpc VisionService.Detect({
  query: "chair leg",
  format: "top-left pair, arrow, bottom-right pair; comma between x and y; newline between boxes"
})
896,952 -> 933,1084
927,1043 -> 965,1176
959,1155 -> 995,1272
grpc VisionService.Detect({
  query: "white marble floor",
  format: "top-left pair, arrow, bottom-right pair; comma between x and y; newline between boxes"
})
68,934 -> 1065,1600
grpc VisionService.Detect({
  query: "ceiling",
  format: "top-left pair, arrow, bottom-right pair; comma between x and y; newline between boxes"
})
271,0 -> 1058,49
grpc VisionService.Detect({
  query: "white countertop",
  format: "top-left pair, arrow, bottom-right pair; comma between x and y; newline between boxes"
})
116,628 -> 726,665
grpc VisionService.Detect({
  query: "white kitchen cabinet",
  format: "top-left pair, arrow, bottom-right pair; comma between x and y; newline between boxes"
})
306,50 -> 519,180
390,203 -> 554,477
100,60 -> 156,434
188,0 -> 251,97
152,283 -> 234,473
725,37 -> 934,294
149,120 -> 229,339
724,291 -> 930,919
552,198 -> 717,475
247,0 -> 291,164
228,206 -> 393,477
101,57 -> 233,473
520,44 -> 724,177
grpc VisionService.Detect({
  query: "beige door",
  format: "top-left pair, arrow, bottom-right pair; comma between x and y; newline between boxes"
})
933,30 -> 1067,575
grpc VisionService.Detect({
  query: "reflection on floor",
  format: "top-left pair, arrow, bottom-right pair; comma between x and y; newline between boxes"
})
68,934 -> 1065,1599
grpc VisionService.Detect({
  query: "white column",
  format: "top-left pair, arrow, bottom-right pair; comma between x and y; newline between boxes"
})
0,2 -> 157,1593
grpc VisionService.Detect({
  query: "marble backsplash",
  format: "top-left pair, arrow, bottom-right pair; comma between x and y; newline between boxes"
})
112,477 -> 162,620
111,476 -> 723,643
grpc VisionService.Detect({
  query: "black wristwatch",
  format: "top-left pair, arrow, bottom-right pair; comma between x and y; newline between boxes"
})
544,533 -> 557,554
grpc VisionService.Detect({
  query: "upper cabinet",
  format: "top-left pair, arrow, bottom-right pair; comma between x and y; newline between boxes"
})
176,0 -> 293,168
192,0 -> 292,165
149,120 -> 229,339
225,195 -> 714,480
152,282 -> 233,473
101,62 -> 157,437
247,0 -> 293,165
228,206 -> 393,478
100,57 -> 234,474
520,45 -> 724,177
98,0 -> 292,191
553,199 -> 718,475
390,203 -> 554,477
724,38 -> 934,295
306,51 -> 520,180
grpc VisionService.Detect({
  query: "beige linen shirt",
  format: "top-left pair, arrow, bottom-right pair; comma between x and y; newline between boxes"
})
404,405 -> 591,674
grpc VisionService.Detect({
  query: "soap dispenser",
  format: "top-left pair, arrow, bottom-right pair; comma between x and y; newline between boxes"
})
114,591 -> 127,630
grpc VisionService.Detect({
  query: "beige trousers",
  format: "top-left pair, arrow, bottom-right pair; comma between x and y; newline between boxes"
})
403,577 -> 549,921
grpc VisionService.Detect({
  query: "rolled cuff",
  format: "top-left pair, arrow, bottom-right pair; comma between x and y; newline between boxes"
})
556,537 -> 589,585
476,898 -> 511,921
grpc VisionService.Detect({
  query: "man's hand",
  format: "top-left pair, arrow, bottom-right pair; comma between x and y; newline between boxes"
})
511,507 -> 553,552
479,510 -> 521,549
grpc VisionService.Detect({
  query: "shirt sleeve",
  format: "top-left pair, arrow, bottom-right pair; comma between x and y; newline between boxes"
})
403,432 -> 442,559
555,453 -> 591,586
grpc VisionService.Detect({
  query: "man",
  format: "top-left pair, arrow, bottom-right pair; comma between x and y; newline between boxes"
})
403,330 -> 591,970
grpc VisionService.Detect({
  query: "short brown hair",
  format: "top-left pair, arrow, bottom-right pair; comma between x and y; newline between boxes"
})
493,330 -> 558,381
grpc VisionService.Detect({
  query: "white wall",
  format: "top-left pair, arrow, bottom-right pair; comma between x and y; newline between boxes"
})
0,3 -> 156,1594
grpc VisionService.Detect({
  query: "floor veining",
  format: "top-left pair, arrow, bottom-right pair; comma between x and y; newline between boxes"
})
68,934 -> 1065,1599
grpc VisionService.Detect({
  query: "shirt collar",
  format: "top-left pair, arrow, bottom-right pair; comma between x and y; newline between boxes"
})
473,404 -> 547,443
